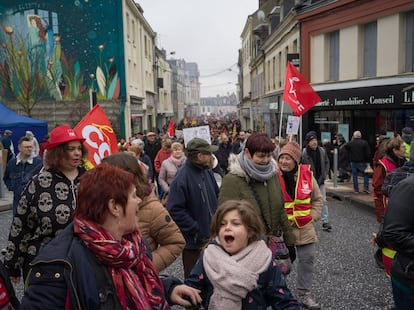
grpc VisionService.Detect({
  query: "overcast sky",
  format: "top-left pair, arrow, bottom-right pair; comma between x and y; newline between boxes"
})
136,0 -> 258,98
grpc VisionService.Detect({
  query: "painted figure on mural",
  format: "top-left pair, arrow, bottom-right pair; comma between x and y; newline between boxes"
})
27,14 -> 47,75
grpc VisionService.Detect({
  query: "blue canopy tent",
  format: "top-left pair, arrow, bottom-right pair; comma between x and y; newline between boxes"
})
0,102 -> 48,148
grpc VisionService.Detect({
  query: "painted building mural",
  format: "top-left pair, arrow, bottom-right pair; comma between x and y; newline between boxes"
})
0,0 -> 125,106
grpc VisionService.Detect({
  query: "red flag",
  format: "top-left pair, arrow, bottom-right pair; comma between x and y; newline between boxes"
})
74,104 -> 118,168
283,61 -> 321,116
232,122 -> 237,137
167,119 -> 175,137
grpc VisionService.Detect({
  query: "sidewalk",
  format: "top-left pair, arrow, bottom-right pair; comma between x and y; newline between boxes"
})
325,177 -> 374,209
0,189 -> 12,212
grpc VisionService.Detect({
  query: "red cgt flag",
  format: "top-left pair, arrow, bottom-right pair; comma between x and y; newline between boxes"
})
74,104 -> 118,169
167,119 -> 175,137
283,61 -> 321,116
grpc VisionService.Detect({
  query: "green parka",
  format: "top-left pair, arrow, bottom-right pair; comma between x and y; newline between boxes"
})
218,154 -> 296,246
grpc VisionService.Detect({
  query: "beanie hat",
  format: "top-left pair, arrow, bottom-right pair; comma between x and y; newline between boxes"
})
402,127 -> 413,135
278,141 -> 301,165
46,125 -> 85,150
305,131 -> 318,145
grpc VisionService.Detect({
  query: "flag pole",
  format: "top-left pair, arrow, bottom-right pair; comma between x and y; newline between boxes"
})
299,115 -> 303,149
278,101 -> 284,142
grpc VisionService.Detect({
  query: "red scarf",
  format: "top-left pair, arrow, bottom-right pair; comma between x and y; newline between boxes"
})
73,217 -> 169,310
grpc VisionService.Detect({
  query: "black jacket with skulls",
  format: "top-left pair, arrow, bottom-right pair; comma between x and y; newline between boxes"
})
4,167 -> 86,278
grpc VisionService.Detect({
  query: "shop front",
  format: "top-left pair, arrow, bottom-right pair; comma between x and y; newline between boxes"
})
303,77 -> 414,155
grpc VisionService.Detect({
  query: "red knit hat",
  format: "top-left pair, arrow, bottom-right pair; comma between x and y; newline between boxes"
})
46,125 -> 85,150
278,141 -> 301,165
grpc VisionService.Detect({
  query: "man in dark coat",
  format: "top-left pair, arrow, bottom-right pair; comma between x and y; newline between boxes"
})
345,130 -> 371,194
166,138 -> 219,278
302,131 -> 332,232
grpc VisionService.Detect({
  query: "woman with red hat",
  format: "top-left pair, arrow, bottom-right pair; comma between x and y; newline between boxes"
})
4,125 -> 88,283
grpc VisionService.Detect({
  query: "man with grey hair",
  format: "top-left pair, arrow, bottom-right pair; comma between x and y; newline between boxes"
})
345,130 -> 371,194
131,138 -> 154,181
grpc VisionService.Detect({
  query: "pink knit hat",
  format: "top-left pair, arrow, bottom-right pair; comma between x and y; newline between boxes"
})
278,141 -> 301,165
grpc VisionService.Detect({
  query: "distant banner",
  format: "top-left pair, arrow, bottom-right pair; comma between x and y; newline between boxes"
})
74,104 -> 118,168
182,125 -> 211,147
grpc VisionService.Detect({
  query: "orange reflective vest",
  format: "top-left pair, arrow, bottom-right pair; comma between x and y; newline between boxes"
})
378,157 -> 397,276
279,165 -> 313,228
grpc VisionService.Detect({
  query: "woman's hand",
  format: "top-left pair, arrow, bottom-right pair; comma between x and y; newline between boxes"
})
170,284 -> 202,307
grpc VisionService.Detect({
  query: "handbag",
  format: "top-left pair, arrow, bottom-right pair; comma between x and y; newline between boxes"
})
247,183 -> 292,275
364,164 -> 373,174
267,235 -> 292,275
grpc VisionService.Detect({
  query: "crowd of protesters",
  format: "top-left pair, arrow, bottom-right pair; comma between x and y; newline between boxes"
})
0,119 -> 413,309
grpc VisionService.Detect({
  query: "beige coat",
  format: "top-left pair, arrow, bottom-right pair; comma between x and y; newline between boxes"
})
138,191 -> 185,271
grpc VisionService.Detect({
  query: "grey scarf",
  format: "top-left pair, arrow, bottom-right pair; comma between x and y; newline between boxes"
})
238,153 -> 276,182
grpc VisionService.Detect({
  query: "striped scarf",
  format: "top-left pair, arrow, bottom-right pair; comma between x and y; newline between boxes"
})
73,217 -> 169,310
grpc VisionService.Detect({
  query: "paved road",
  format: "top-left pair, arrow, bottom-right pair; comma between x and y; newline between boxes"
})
1,196 -> 394,309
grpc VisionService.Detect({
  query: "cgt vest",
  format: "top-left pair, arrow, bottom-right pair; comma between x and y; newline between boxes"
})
378,157 -> 397,276
279,165 -> 313,228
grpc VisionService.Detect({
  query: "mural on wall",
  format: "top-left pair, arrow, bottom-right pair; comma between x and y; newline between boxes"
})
0,0 -> 123,110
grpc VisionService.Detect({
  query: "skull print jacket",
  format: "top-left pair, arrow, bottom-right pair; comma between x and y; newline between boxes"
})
4,166 -> 86,278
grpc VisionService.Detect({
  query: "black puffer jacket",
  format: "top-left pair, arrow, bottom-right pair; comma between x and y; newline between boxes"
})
383,174 -> 414,290
382,162 -> 414,197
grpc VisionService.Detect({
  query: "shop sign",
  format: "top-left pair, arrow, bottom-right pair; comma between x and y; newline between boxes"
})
315,83 -> 414,109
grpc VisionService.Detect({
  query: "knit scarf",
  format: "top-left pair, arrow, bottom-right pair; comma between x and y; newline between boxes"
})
388,152 -> 406,168
203,239 -> 272,309
73,217 -> 169,310
238,153 -> 276,182
170,156 -> 185,168
281,167 -> 298,199
306,146 -> 321,180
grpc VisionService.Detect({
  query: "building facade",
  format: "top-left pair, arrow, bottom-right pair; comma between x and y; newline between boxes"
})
296,0 -> 414,151
239,0 -> 300,136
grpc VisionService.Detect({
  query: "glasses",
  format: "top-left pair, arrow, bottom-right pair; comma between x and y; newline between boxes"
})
64,146 -> 83,152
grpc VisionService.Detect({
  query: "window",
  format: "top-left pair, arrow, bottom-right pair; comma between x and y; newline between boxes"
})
278,51 -> 282,87
267,60 -> 271,91
51,12 -> 59,34
272,56 -> 276,89
126,13 -> 130,39
144,35 -> 148,58
132,20 -> 135,44
329,30 -> 339,81
363,21 -> 377,77
406,10 -> 414,72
